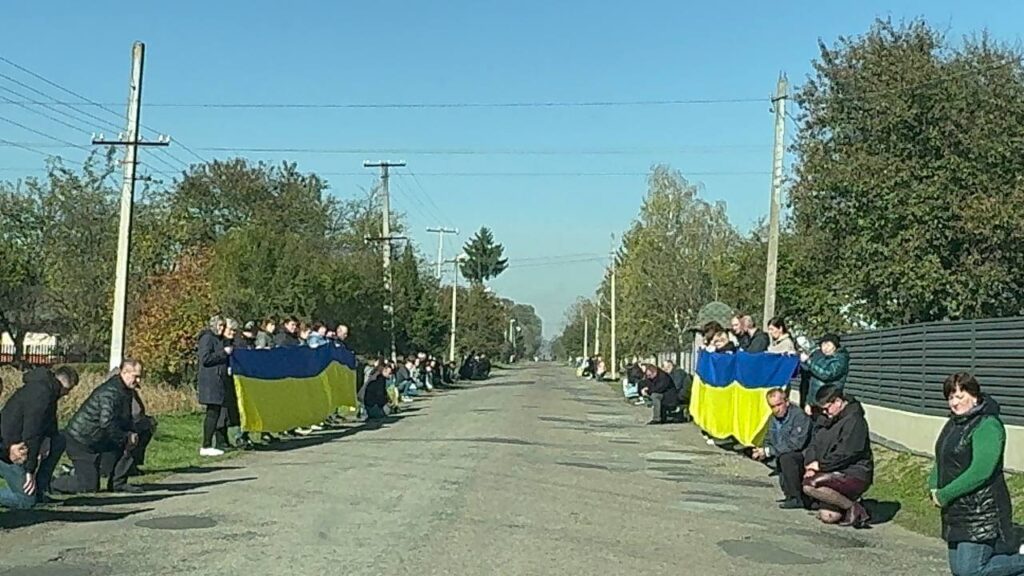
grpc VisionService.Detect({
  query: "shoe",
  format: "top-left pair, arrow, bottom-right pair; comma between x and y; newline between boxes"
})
111,484 -> 145,494
839,502 -> 871,529
778,498 -> 804,510
706,438 -> 716,446
646,420 -> 664,425
768,469 -> 780,477
310,424 -> 325,431
35,494 -> 60,505
199,447 -> 225,457
294,428 -> 313,436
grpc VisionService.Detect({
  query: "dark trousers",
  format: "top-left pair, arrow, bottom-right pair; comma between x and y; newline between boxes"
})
51,435 -> 133,493
651,393 -> 678,423
36,432 -> 67,496
203,404 -> 229,448
777,450 -> 806,502
101,417 -> 154,477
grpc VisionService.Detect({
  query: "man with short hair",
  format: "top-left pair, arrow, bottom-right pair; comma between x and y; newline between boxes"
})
273,316 -> 301,348
235,321 -> 258,349
662,360 -> 692,421
0,366 -> 79,507
802,385 -> 873,527
641,363 -> 678,425
255,318 -> 276,349
741,315 -> 771,353
731,315 -> 750,350
752,388 -> 812,509
52,360 -> 142,494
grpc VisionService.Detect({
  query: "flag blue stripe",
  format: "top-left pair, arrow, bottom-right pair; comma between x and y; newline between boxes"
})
230,345 -> 357,379
695,351 -> 799,388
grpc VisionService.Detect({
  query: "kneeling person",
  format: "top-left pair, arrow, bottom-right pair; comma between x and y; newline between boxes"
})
52,360 -> 143,495
801,385 -> 873,527
751,388 -> 811,509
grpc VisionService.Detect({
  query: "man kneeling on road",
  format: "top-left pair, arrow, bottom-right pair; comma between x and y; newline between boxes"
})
52,360 -> 144,495
0,366 -> 79,507
751,388 -> 811,509
641,363 -> 679,425
801,385 -> 874,528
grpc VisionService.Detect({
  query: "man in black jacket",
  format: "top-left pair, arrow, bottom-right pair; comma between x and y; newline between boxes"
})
741,315 -> 771,353
0,366 -> 79,507
801,385 -> 874,528
641,364 -> 679,425
751,388 -> 812,509
273,316 -> 301,348
51,360 -> 142,495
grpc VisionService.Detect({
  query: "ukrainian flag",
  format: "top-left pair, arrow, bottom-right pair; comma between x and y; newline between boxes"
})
688,351 -> 799,447
231,345 -> 359,433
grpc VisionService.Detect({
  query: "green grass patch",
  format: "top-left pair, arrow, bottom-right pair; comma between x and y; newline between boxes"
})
867,445 -> 1024,538
129,411 -> 239,485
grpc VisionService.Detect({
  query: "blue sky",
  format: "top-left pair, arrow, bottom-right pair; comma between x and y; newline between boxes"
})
2,1 -> 1021,336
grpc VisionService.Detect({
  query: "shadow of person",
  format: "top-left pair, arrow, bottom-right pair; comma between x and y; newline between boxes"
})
0,507 -> 153,530
861,499 -> 902,525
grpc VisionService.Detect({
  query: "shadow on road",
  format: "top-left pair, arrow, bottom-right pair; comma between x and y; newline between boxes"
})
61,490 -> 198,508
0,507 -> 152,530
862,499 -> 902,525
143,476 -> 257,493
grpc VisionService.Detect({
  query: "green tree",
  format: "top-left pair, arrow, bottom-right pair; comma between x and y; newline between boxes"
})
790,19 -> 1024,326
460,227 -> 508,284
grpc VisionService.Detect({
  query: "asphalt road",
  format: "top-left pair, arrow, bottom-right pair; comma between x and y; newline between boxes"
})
0,364 -> 950,576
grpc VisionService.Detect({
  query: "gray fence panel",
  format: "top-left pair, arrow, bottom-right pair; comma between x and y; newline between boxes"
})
843,317 -> 1024,426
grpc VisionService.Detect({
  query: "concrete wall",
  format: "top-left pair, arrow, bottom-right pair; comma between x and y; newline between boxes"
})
863,403 -> 1024,473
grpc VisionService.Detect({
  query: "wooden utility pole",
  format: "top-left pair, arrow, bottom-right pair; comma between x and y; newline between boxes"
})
762,73 -> 788,328
93,41 -> 170,371
427,227 -> 458,278
364,160 -> 406,361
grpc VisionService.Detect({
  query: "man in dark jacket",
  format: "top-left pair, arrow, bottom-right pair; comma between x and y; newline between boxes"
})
741,315 -> 771,353
197,316 -> 233,457
363,364 -> 392,420
0,367 -> 79,507
662,360 -> 692,419
802,385 -> 873,528
273,316 -> 301,348
641,364 -> 679,425
751,388 -> 812,509
51,361 -> 141,494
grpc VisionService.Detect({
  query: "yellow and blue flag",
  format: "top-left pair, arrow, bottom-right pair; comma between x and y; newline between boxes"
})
688,351 -> 799,447
231,346 -> 359,433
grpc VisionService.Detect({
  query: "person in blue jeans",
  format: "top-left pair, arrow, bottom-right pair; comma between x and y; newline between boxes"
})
0,366 -> 79,507
931,373 -> 1024,576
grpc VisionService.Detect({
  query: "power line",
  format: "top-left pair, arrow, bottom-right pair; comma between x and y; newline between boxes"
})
404,168 -> 456,229
0,140 -> 83,165
394,172 -> 451,230
0,111 -> 88,150
188,145 -> 768,156
2,96 -> 768,110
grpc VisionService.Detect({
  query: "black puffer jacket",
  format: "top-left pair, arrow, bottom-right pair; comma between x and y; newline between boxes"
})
0,368 -> 62,466
936,396 -> 1016,549
64,375 -> 133,453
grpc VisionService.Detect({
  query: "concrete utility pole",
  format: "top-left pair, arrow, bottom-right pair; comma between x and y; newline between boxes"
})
427,227 -> 458,278
610,258 -> 617,379
364,160 -> 406,361
762,73 -> 788,329
594,310 -> 601,359
583,315 -> 589,359
93,41 -> 170,371
445,254 -> 467,363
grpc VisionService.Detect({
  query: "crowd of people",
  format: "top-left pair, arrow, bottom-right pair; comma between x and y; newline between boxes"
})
0,312 -> 470,509
581,312 -> 1024,575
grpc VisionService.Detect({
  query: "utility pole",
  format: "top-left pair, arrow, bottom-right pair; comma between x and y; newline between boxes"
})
610,257 -> 617,379
594,309 -> 601,359
444,255 -> 465,363
427,227 -> 458,278
583,315 -> 589,359
93,41 -> 170,371
762,73 -> 788,329
364,160 -> 406,361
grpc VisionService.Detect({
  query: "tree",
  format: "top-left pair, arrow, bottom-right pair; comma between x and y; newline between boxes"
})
790,19 -> 1024,326
509,303 -> 543,359
453,284 -> 507,358
460,227 -> 508,284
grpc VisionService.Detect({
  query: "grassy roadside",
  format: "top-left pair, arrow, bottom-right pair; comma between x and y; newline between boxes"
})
593,375 -> 1024,539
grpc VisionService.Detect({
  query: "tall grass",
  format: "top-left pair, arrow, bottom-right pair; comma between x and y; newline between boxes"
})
0,365 -> 199,419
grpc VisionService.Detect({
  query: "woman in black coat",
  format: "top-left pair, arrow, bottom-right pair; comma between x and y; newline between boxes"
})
197,316 -> 233,457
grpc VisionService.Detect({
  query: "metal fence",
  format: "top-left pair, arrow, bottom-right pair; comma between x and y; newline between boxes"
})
843,317 -> 1024,426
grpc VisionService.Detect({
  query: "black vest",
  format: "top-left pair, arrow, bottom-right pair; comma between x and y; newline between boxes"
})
935,403 -> 1014,548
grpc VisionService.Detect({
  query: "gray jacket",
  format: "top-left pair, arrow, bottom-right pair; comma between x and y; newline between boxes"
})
764,403 -> 811,458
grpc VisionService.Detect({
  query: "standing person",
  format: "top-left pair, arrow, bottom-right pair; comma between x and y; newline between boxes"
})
931,373 -> 1024,575
235,321 -> 258,349
51,361 -> 142,494
306,322 -> 329,348
800,333 -> 850,415
0,367 -> 79,507
751,388 -> 812,509
766,317 -> 797,354
255,318 -> 276,349
198,315 -> 233,457
335,324 -> 350,350
731,315 -> 751,350
741,315 -> 770,353
274,316 -> 301,348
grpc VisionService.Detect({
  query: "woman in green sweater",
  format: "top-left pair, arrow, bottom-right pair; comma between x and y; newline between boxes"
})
930,372 -> 1023,576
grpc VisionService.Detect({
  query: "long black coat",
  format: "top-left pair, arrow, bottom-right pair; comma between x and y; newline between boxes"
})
197,329 -> 230,406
